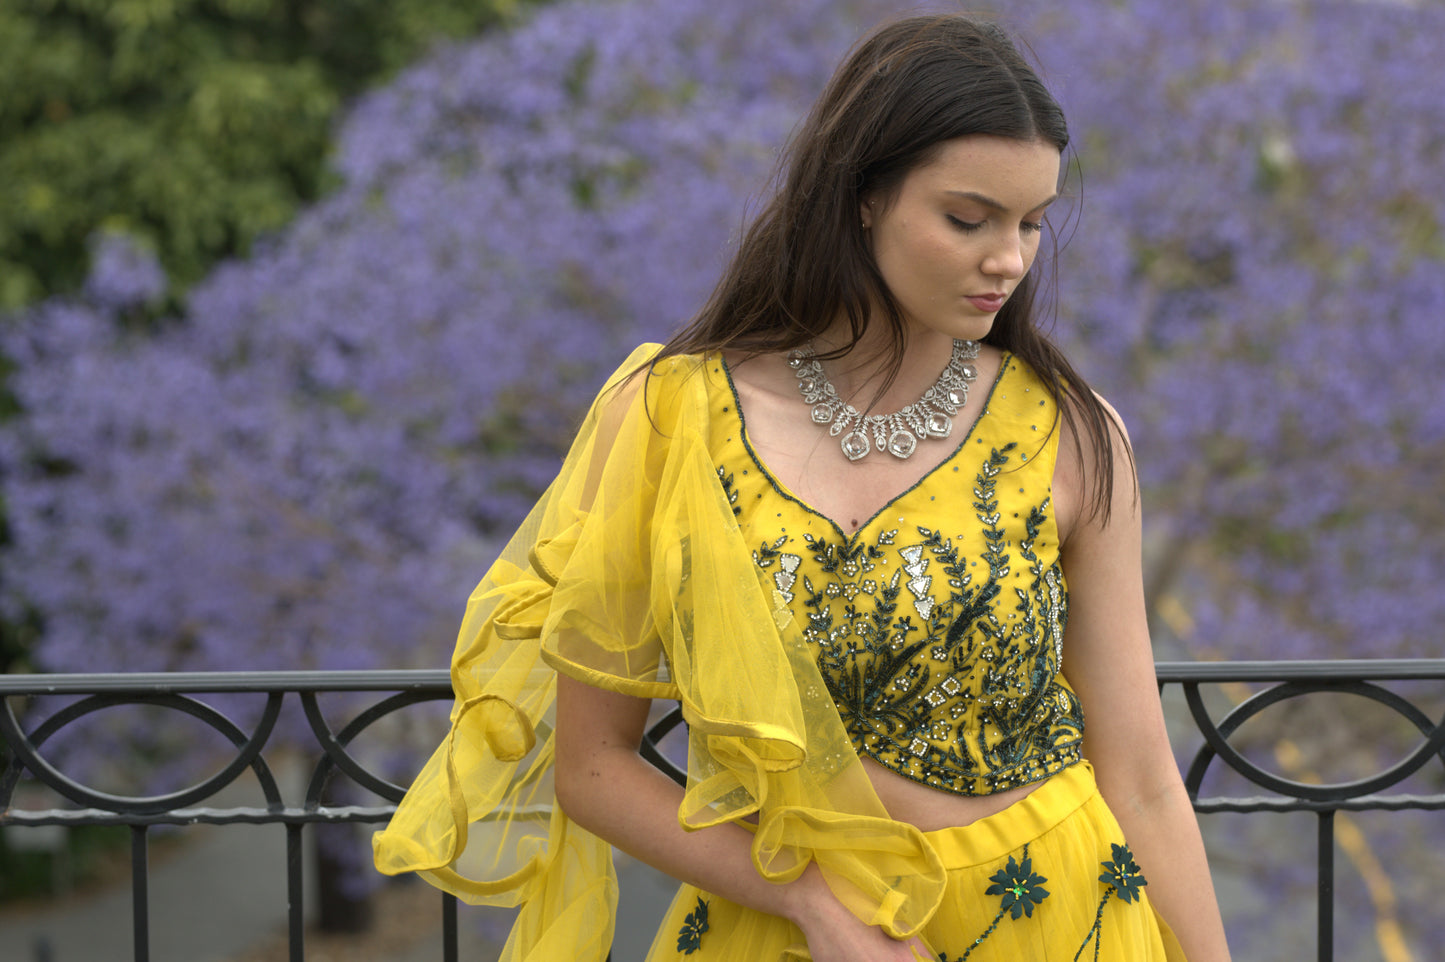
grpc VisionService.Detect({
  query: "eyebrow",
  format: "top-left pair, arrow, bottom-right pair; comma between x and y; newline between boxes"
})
946,190 -> 1058,212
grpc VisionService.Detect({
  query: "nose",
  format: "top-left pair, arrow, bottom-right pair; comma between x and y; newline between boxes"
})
982,233 -> 1027,280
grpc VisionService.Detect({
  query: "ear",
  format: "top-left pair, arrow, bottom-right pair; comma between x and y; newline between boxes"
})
860,198 -> 874,231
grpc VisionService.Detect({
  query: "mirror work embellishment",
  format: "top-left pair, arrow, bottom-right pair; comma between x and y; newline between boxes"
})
756,443 -> 1082,796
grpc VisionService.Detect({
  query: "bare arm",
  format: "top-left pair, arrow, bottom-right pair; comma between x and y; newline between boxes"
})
553,673 -> 933,962
1057,401 -> 1232,962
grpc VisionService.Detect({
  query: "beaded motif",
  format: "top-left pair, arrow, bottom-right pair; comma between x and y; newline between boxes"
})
935,841 -> 1150,961
719,354 -> 1084,797
746,443 -> 1082,796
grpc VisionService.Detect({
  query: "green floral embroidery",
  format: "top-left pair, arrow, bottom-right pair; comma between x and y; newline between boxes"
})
1098,842 -> 1147,904
715,466 -> 741,517
676,895 -> 710,954
1075,894 -> 1110,962
1075,842 -> 1149,961
777,444 -> 1083,796
952,845 -> 1049,960
985,852 -> 1051,919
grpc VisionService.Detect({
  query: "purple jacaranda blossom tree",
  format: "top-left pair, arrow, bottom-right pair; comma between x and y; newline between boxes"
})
1025,0 -> 1445,661
0,0 -> 872,676
12,0 -> 1440,672
2,0 -> 1443,951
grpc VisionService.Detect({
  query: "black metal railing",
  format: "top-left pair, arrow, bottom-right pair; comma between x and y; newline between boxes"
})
3,661 -> 1443,962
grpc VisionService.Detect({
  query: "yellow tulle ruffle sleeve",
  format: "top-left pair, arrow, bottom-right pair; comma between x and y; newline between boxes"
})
372,344 -> 946,961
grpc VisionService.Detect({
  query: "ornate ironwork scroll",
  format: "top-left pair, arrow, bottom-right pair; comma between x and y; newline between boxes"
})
3,661 -> 1443,962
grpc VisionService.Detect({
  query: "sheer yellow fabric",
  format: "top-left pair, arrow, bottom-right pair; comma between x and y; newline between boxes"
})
372,344 -> 946,962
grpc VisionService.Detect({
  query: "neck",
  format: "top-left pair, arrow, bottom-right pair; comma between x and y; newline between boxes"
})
812,323 -> 960,411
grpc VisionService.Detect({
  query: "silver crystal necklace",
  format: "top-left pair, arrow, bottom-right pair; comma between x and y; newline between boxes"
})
787,339 -> 981,461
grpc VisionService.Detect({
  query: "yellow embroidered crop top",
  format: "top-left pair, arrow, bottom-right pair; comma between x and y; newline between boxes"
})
709,352 -> 1085,796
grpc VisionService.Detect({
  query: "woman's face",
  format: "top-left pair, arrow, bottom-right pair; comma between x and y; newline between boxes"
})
862,135 -> 1061,344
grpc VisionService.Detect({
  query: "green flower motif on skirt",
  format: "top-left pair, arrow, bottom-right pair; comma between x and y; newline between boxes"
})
1097,842 -> 1147,904
950,845 -> 1053,960
676,895 -> 710,954
985,852 -> 1051,919
1075,841 -> 1151,961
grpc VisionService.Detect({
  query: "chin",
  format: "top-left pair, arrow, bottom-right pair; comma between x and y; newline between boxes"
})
956,318 -> 998,342
905,316 -> 996,345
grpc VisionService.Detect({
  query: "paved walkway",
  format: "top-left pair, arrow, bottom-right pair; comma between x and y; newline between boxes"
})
0,816 -> 301,962
0,816 -> 675,962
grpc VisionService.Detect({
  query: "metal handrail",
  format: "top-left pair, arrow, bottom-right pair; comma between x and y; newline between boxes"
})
4,661 -> 1443,962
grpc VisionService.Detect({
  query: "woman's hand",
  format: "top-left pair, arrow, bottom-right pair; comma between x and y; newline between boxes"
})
783,866 -> 934,962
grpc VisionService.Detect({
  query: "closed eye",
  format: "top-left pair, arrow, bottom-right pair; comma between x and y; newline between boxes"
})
946,215 -> 984,233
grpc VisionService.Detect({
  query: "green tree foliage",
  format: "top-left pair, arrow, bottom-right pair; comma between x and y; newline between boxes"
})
0,0 -> 526,310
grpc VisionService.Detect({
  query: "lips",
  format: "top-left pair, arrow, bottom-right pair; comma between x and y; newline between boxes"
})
966,293 -> 1007,312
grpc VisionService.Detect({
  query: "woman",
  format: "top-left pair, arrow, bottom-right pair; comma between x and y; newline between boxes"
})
375,14 -> 1231,962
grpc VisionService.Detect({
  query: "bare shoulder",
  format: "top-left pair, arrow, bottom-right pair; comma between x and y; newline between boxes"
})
1088,389 -> 1131,441
1052,386 -> 1135,546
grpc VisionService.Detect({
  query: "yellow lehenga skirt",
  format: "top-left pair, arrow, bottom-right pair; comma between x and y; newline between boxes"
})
645,763 -> 1184,962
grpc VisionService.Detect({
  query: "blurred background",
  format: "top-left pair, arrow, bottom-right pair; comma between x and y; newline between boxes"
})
1,0 -> 1442,959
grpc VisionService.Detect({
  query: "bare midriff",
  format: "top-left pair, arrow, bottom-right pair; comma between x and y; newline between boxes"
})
862,757 -> 1047,833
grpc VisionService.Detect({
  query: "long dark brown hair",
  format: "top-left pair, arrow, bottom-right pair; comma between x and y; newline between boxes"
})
650,14 -> 1128,523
